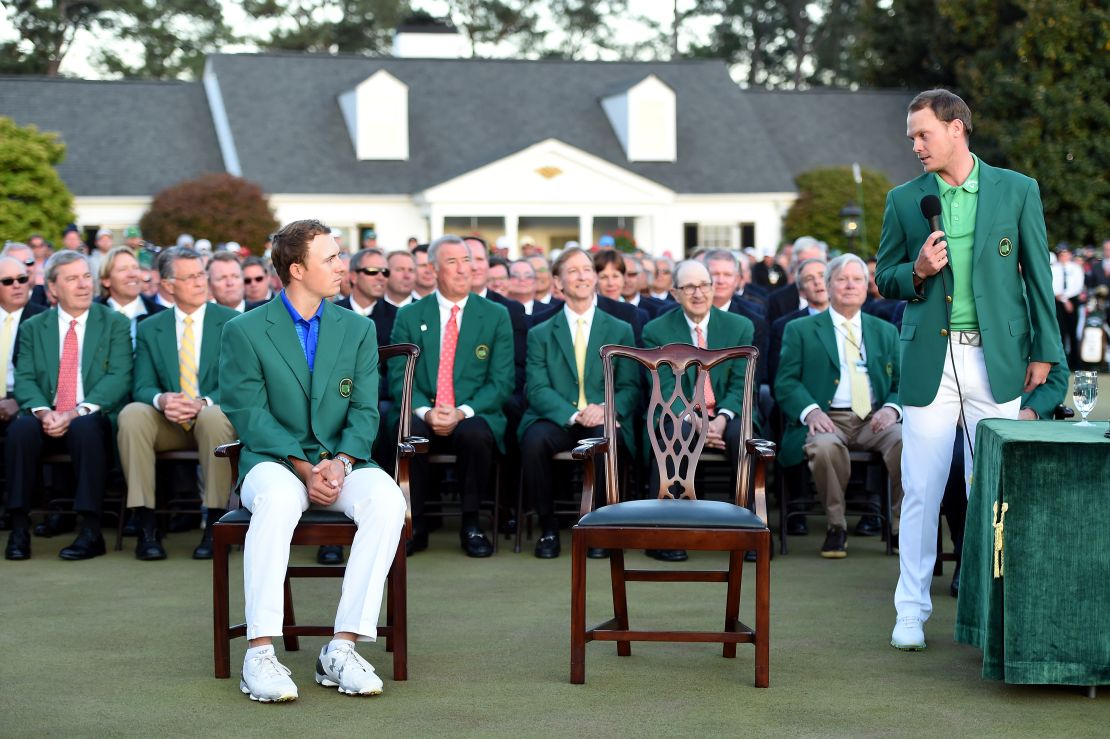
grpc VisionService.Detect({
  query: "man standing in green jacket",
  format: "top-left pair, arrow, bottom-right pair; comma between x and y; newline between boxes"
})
875,89 -> 1060,651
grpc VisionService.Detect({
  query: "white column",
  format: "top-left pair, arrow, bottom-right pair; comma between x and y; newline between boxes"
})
578,214 -> 593,249
504,212 -> 519,259
429,205 -> 445,240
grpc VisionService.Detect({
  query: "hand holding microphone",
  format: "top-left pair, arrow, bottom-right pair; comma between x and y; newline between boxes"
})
915,195 -> 949,280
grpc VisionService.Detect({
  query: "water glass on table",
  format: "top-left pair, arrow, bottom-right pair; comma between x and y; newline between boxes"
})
1072,370 -> 1098,427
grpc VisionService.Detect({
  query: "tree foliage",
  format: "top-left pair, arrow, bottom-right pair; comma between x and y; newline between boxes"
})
140,174 -> 278,254
783,167 -> 893,258
0,117 -> 76,244
0,0 -> 102,76
96,0 -> 226,79
242,0 -> 409,54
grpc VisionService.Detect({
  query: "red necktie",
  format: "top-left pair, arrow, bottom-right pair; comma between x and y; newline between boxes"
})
694,325 -> 716,415
55,319 -> 79,413
436,304 -> 460,408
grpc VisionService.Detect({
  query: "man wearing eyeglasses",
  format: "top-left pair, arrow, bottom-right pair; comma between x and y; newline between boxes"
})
243,257 -> 275,304
640,259 -> 758,562
117,247 -> 237,561
4,242 -> 49,307
0,256 -> 47,430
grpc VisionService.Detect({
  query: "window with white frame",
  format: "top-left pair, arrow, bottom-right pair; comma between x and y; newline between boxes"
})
698,224 -> 733,249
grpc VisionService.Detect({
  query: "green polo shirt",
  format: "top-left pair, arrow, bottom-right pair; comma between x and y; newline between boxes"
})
936,156 -> 980,330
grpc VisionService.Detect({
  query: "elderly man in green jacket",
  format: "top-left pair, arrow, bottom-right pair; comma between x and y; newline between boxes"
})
389,235 -> 515,558
519,247 -> 638,559
117,246 -> 237,561
5,250 -> 132,561
220,219 -> 406,703
776,254 -> 903,560
875,89 -> 1060,651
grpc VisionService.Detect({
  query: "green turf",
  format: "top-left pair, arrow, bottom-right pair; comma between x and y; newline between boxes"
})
2,522 -> 1107,737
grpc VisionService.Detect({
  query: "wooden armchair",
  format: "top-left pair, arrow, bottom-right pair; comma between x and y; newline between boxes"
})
211,342 -> 427,681
570,343 -> 775,687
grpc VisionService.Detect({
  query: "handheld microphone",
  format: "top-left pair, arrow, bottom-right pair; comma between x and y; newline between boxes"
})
920,195 -> 943,236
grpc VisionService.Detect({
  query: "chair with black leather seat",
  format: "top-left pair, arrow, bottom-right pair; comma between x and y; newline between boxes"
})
570,343 -> 775,687
210,342 -> 425,682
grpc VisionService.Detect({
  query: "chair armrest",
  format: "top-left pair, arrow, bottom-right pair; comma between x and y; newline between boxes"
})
398,435 -> 430,458
745,438 -> 777,460
571,437 -> 609,461
213,441 -> 242,459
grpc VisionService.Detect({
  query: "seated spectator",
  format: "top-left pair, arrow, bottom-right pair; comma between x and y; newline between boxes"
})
96,246 -> 167,345
528,255 -> 555,307
220,219 -> 405,702
768,258 -> 829,391
774,254 -> 903,558
519,247 -> 637,559
117,247 -> 238,561
641,259 -> 757,562
1,255 -> 47,432
411,244 -> 437,299
862,256 -> 905,327
26,234 -> 53,291
766,236 -> 827,325
5,250 -> 132,561
389,235 -> 515,557
3,241 -> 49,306
507,259 -> 537,314
209,251 -> 252,312
242,256 -> 276,304
487,255 -> 510,297
621,255 -> 669,319
385,250 -> 416,308
337,248 -> 396,347
705,248 -> 769,381
151,250 -> 177,309
649,256 -> 676,302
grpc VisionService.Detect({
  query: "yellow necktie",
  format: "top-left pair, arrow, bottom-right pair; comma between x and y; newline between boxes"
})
844,320 -> 870,419
0,314 -> 13,398
179,315 -> 198,430
574,317 -> 587,411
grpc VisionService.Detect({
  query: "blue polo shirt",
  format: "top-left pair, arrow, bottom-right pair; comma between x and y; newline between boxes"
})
280,290 -> 324,372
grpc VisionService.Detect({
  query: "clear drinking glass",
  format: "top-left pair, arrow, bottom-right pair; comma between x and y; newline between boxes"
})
1072,370 -> 1098,427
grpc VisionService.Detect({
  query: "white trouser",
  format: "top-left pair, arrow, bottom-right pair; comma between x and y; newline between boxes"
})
240,462 -> 406,641
894,341 -> 1020,622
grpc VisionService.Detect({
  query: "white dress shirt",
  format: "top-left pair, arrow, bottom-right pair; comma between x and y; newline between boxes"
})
564,302 -> 596,425
385,294 -> 412,308
414,292 -> 474,420
349,293 -> 376,317
32,308 -> 96,413
107,295 -> 149,346
1051,261 -> 1084,301
1,305 -> 24,395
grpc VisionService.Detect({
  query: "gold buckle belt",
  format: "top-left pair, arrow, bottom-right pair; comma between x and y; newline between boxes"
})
954,330 -> 981,347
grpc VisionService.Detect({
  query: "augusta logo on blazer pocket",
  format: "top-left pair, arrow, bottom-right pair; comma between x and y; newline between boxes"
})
475,344 -> 489,360
999,237 -> 1013,257
339,378 -> 353,397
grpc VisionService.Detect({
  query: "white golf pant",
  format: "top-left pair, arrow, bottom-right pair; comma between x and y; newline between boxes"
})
240,462 -> 406,641
895,341 -> 1020,622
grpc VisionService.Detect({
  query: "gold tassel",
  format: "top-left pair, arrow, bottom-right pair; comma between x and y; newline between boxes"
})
992,501 -> 1009,579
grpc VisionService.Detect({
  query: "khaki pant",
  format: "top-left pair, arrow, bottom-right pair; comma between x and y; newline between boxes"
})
803,409 -> 903,532
117,402 -> 235,510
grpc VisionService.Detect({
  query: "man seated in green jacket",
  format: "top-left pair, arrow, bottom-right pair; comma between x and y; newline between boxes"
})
389,235 -> 515,558
641,259 -> 758,563
5,250 -> 132,561
775,254 -> 903,559
518,247 -> 638,559
117,247 -> 237,561
220,219 -> 406,703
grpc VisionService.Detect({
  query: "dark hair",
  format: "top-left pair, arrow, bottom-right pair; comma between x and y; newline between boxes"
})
270,219 -> 330,285
489,255 -> 510,271
552,247 -> 592,279
909,89 -> 973,138
463,235 -> 488,252
593,249 -> 626,275
412,243 -> 429,256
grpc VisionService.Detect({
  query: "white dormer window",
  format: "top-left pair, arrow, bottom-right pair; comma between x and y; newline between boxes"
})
601,75 -> 677,162
338,70 -> 409,161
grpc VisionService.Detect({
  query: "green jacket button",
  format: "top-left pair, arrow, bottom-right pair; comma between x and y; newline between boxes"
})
946,295 -> 953,303
940,329 -> 948,336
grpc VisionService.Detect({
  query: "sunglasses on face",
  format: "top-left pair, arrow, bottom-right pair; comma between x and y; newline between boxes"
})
244,275 -> 267,285
0,275 -> 31,286
23,259 -> 36,267
355,267 -> 390,278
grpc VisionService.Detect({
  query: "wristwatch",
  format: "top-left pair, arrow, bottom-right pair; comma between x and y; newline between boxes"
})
337,454 -> 353,477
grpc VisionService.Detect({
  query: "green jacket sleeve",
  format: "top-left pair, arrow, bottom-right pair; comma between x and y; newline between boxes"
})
1015,178 -> 1061,364
1021,344 -> 1068,419
774,321 -> 817,421
335,322 -> 380,464
218,318 -> 305,466
875,191 -> 921,301
525,326 -> 577,426
715,319 -> 754,416
13,319 -> 50,411
84,311 -> 133,414
388,310 -> 433,410
131,322 -> 161,406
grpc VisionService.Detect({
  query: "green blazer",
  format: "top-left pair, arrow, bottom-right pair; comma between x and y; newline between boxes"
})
219,297 -> 381,487
1021,342 -> 1069,420
774,311 -> 900,468
641,306 -> 758,428
388,293 -> 515,451
874,159 -> 1060,406
519,307 -> 639,452
14,302 -> 133,422
132,304 -> 239,406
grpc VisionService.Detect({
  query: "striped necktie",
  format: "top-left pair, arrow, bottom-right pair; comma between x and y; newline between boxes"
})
844,320 -> 871,419
574,317 -> 588,411
179,315 -> 198,430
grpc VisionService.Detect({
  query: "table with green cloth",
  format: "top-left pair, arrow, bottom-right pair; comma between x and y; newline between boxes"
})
954,419 -> 1110,687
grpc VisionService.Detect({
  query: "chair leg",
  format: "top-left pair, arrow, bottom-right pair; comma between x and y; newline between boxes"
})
777,466 -> 789,555
608,549 -> 631,657
282,576 -> 300,652
115,494 -> 126,552
212,527 -> 231,679
390,537 -> 408,681
514,466 -> 525,554
492,463 -> 500,554
570,532 -> 587,684
723,550 -> 743,659
755,534 -> 771,688
934,525 -> 944,576
883,475 -> 894,556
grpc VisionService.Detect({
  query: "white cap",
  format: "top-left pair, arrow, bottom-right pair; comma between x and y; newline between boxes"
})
495,236 -> 511,249
95,228 -> 112,239
194,238 -> 212,253
564,240 -> 580,249
519,234 -> 535,246
176,233 -> 195,248
225,241 -> 241,252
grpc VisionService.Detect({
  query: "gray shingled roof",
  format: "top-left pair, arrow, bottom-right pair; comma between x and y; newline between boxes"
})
0,77 -> 224,197
746,88 -> 922,186
206,53 -> 797,195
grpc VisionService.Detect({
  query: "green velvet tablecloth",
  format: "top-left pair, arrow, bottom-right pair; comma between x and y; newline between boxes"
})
954,419 -> 1110,685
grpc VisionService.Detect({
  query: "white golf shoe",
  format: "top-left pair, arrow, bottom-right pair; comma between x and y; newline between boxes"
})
315,641 -> 384,696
